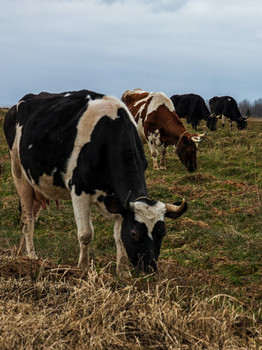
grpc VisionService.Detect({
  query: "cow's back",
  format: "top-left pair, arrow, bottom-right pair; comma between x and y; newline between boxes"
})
4,90 -> 147,202
209,96 -> 241,120
4,91 -> 101,190
171,94 -> 209,118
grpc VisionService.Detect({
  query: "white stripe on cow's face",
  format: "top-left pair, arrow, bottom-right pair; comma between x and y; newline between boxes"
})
133,201 -> 166,239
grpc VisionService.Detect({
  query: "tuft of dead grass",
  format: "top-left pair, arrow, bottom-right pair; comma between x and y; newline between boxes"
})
0,256 -> 260,350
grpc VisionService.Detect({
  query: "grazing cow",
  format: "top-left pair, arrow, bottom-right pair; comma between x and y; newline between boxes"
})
209,96 -> 248,130
3,90 -> 187,274
170,93 -> 217,131
121,89 -> 206,172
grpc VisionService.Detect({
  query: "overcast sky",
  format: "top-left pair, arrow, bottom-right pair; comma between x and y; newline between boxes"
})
0,0 -> 261,106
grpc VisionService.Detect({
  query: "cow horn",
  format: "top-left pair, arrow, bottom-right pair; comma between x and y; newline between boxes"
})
209,113 -> 219,119
165,198 -> 186,213
191,130 -> 208,143
124,190 -> 134,210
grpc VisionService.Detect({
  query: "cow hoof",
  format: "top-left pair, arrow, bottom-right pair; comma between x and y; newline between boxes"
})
77,262 -> 88,270
117,269 -> 132,279
116,257 -> 132,278
28,252 -> 38,259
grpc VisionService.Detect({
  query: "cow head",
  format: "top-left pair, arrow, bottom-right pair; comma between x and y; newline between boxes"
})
206,114 -> 218,131
176,131 -> 207,172
237,117 -> 248,130
103,194 -> 187,273
176,136 -> 197,172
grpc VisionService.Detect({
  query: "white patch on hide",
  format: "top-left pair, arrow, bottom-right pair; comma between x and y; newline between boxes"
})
148,129 -> 161,146
132,90 -> 174,125
148,92 -> 174,114
137,118 -> 147,143
16,100 -> 25,113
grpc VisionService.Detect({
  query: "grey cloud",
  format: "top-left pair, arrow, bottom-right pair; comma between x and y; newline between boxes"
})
0,0 -> 261,106
97,0 -> 187,11
142,0 -> 187,12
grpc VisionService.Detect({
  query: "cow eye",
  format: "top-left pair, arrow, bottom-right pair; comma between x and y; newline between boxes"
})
130,229 -> 139,241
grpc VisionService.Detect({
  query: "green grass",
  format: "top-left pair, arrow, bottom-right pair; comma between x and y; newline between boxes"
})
0,109 -> 261,307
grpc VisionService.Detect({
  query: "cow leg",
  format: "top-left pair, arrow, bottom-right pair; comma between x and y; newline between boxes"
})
18,200 -> 41,255
33,201 -> 42,223
20,194 -> 38,258
9,151 -> 38,258
159,145 -> 167,170
15,182 -> 37,258
147,137 -> 159,169
71,193 -> 94,269
192,122 -> 197,131
9,154 -> 38,258
221,114 -> 225,128
17,196 -> 41,257
114,215 -> 130,276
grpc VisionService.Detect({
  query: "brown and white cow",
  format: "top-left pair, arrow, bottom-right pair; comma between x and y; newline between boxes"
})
121,89 -> 206,172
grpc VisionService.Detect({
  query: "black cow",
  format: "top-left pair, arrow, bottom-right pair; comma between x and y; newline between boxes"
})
3,90 -> 187,275
170,93 -> 217,131
209,96 -> 247,130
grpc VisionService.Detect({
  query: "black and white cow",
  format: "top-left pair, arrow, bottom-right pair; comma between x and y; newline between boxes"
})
170,93 -> 217,131
209,96 -> 248,130
3,90 -> 187,274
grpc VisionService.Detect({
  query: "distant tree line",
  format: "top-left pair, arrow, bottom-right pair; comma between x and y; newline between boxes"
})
238,98 -> 262,118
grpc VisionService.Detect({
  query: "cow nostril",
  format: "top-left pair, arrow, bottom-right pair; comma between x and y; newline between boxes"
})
145,260 -> 157,274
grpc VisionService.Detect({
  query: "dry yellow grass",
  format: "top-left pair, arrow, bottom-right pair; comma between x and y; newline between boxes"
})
0,255 -> 260,349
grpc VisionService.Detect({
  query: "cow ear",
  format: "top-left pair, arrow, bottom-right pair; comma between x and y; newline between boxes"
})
182,135 -> 190,144
103,195 -> 125,214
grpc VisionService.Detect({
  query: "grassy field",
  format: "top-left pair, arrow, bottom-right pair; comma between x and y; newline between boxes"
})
0,107 -> 261,349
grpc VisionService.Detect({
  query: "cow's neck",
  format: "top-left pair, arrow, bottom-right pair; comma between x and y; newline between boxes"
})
158,108 -> 189,146
108,150 -> 149,203
114,175 -> 149,203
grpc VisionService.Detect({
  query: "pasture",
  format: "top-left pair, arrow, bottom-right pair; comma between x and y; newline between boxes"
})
0,107 -> 261,349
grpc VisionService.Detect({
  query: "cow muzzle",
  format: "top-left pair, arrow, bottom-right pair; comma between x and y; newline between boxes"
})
137,254 -> 157,273
187,164 -> 197,173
